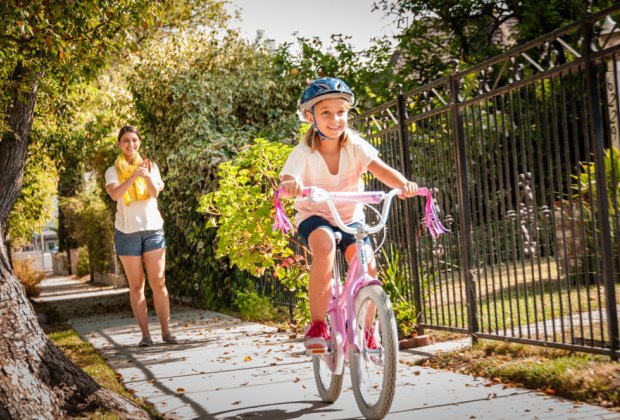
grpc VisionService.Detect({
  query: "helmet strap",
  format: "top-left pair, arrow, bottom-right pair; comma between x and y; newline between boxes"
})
311,106 -> 337,141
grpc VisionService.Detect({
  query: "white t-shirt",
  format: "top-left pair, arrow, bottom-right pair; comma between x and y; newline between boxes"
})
105,163 -> 165,234
279,133 -> 379,226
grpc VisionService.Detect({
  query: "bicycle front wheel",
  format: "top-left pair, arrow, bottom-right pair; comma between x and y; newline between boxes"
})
312,328 -> 344,402
349,285 -> 398,419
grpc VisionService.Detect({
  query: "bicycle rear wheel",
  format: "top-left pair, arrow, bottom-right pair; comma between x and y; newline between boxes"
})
312,325 -> 344,402
349,285 -> 398,419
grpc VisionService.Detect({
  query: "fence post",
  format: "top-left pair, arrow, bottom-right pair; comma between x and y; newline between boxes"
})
584,12 -> 619,359
449,71 -> 478,343
396,85 -> 424,334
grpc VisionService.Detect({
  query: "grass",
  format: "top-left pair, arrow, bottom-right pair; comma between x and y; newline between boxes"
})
406,336 -> 620,412
421,256 -> 620,344
37,303 -> 162,419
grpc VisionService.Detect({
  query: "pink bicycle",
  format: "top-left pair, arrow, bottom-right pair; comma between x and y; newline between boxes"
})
275,185 -> 446,419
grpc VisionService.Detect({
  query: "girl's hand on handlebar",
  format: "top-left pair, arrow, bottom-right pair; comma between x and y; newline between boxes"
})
279,179 -> 305,197
399,181 -> 418,198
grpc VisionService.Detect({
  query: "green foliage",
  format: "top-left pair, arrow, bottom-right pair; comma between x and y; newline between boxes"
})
127,28 -> 302,307
274,35 -> 397,110
374,0 -> 616,86
378,245 -> 418,339
571,147 -> 620,270
76,245 -> 90,278
129,30 -> 300,165
60,185 -> 114,277
573,147 -> 620,217
0,0 -> 166,136
8,142 -> 57,247
198,138 -> 309,292
233,289 -> 276,322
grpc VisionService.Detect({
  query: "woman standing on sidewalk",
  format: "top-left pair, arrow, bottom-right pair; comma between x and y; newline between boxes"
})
105,125 -> 177,347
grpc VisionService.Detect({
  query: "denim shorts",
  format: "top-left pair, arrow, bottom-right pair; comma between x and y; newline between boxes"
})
298,215 -> 370,254
114,229 -> 167,256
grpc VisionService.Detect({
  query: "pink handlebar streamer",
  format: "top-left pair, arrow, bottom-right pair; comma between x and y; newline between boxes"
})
414,187 -> 449,240
273,188 -> 294,234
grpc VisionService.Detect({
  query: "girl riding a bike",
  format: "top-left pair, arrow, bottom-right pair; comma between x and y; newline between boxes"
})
278,77 -> 419,353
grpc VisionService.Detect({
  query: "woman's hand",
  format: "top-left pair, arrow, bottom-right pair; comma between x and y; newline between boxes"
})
132,165 -> 151,180
132,159 -> 153,180
141,157 -> 153,172
279,179 -> 304,197
399,180 -> 418,198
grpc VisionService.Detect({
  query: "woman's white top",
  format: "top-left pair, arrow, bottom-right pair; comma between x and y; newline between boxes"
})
279,133 -> 379,226
105,163 -> 165,234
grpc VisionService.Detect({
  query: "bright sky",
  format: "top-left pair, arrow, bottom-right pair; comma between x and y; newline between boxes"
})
225,0 -> 400,51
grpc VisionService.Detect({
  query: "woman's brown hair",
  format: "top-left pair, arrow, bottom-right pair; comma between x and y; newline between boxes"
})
117,125 -> 141,142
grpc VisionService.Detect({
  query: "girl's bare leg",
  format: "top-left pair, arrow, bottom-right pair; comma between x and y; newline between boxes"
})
143,248 -> 171,337
119,255 -> 150,337
307,228 -> 336,322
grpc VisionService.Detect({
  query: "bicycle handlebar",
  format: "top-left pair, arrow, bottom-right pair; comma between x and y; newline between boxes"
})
273,185 -> 447,239
300,186 -> 405,236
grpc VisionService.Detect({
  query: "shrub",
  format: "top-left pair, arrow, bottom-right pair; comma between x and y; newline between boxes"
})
128,30 -> 301,308
13,258 -> 44,297
234,289 -> 276,322
76,246 -> 90,278
60,188 -> 115,279
378,245 -> 419,339
570,146 -> 620,278
198,138 -> 309,299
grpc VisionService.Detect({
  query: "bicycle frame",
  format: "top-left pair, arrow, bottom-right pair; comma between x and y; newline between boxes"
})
301,187 -> 401,362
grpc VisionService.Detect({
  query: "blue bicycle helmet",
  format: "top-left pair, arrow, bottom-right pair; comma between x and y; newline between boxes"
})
299,77 -> 354,117
299,77 -> 355,140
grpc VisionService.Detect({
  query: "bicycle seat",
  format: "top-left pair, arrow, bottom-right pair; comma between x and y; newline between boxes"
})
334,231 -> 342,245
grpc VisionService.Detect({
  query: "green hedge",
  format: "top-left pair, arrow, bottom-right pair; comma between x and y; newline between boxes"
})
128,30 -> 300,307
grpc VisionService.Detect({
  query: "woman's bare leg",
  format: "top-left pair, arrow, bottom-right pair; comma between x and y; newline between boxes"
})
119,255 -> 150,338
143,248 -> 171,337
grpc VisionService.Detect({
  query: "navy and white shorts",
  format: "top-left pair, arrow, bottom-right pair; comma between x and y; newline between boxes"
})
298,215 -> 370,254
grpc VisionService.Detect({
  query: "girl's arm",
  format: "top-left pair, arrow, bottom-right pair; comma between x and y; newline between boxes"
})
368,158 -> 418,197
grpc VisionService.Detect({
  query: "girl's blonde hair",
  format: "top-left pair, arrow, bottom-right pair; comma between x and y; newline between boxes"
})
303,126 -> 353,151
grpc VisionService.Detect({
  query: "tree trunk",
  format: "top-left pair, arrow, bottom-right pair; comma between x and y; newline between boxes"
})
0,234 -> 148,418
0,65 -> 148,419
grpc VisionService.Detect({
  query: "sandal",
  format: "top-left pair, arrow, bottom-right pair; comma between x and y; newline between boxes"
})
163,333 -> 178,344
138,336 -> 153,347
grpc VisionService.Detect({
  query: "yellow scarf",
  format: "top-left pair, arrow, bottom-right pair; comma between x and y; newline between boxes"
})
115,154 -> 150,205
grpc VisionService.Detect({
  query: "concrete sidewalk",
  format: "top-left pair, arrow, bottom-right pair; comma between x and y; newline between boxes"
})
35,276 -> 617,419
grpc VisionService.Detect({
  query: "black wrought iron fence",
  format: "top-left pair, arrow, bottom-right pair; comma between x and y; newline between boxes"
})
350,4 -> 620,358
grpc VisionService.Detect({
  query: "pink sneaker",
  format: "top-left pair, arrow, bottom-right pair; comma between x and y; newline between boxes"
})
304,321 -> 329,353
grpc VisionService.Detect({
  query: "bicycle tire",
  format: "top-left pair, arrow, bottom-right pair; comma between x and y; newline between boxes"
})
349,285 -> 398,419
312,323 -> 344,402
